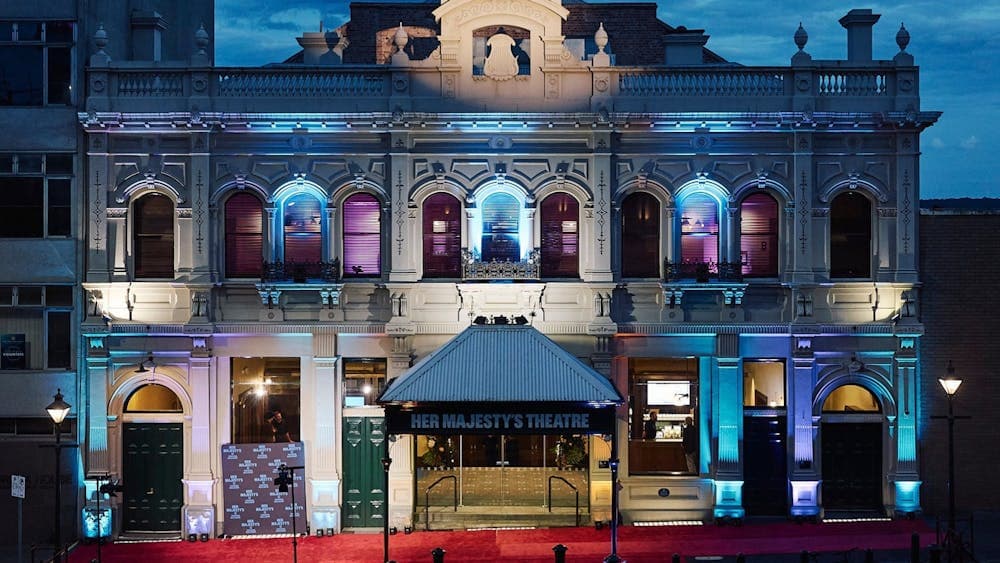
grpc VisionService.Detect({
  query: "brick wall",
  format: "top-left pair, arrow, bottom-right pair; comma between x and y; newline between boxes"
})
918,211 -> 1000,516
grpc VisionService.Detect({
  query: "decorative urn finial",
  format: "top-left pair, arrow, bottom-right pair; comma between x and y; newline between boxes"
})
595,22 -> 608,54
94,23 -> 108,52
394,22 -> 408,51
896,23 -> 910,52
794,22 -> 808,51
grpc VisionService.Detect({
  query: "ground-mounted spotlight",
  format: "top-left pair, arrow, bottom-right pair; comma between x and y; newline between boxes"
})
595,521 -> 604,530
326,528 -> 335,536
404,526 -> 413,535
200,533 -> 209,542
390,526 -> 398,535
188,533 -> 197,543
317,529 -> 325,537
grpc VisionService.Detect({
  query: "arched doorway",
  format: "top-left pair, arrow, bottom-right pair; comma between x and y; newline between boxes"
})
820,384 -> 883,512
121,383 -> 184,533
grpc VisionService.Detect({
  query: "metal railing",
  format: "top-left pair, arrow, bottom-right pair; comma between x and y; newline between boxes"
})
546,475 -> 580,527
663,260 -> 744,283
261,259 -> 341,283
461,249 -> 540,280
424,474 -> 458,531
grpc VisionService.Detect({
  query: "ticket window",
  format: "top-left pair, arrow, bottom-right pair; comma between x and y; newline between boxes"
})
628,358 -> 699,474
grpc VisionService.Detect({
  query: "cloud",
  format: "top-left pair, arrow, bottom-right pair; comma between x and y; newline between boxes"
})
930,138 -> 945,149
959,136 -> 979,150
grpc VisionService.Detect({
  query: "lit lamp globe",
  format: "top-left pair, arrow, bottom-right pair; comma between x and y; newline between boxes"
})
46,389 -> 71,424
938,361 -> 962,397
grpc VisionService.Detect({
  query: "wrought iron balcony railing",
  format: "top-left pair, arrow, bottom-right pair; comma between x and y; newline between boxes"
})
663,260 -> 744,283
261,260 -> 341,283
461,249 -> 540,280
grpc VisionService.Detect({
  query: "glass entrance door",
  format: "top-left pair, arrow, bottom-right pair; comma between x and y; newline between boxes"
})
417,434 -> 589,509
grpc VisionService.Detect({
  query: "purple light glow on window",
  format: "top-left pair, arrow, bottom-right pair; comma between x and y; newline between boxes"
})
343,193 -> 381,277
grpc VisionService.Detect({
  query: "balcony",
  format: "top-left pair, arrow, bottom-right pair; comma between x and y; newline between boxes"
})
261,260 -> 341,283
461,249 -> 540,281
663,260 -> 744,284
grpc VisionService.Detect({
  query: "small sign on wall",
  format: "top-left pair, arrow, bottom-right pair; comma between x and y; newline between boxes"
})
11,475 -> 25,499
1,334 -> 26,370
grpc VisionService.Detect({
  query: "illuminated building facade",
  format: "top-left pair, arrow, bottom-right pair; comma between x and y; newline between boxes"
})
68,0 -> 941,538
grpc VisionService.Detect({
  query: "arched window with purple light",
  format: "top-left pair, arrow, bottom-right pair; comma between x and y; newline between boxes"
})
343,193 -> 381,278
282,192 -> 322,265
225,192 -> 264,278
621,192 -> 660,278
540,192 -> 579,278
739,192 -> 779,277
679,192 -> 719,268
422,192 -> 462,278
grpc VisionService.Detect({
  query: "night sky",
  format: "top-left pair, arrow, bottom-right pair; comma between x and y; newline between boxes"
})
214,0 -> 998,200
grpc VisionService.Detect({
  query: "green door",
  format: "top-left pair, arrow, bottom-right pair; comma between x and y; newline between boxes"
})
342,417 -> 386,528
123,423 -> 183,532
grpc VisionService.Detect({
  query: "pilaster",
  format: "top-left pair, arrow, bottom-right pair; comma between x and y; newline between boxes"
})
85,335 -> 110,474
309,334 -> 341,531
790,335 -> 820,517
389,138 -> 418,282
87,137 -> 111,281
189,135 -> 211,281
791,131 -> 815,282
587,136 -> 614,281
713,334 -> 744,519
182,340 -> 216,536
892,336 -> 921,514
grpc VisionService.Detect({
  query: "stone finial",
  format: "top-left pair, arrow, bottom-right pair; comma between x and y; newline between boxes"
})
896,23 -> 910,52
794,22 -> 808,51
394,22 -> 408,51
195,23 -> 210,54
595,22 -> 608,54
90,23 -> 112,65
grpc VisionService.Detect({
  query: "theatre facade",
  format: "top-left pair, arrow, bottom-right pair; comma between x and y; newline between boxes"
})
75,0 -> 938,538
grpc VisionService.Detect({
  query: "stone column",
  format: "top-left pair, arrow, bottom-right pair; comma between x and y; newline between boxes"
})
588,136 -> 614,282
87,137 -> 111,281
713,334 -> 745,519
84,334 -> 111,473
389,145 -> 418,282
387,335 -> 415,528
791,132 -> 815,282
789,335 -> 820,518
182,338 -> 216,536
892,337 -> 921,515
309,333 -> 341,531
895,134 -> 918,280
189,135 -> 211,282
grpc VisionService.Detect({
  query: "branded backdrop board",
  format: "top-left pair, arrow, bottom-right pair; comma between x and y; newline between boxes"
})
220,442 -> 305,536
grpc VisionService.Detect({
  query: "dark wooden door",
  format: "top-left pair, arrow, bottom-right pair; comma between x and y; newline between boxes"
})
743,416 -> 788,516
821,422 -> 883,510
123,423 -> 183,531
342,417 -> 386,528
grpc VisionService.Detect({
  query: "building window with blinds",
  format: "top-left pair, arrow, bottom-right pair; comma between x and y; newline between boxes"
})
679,192 -> 719,268
480,193 -> 520,262
342,193 -> 381,278
282,192 -> 322,265
739,193 -> 779,277
540,193 -> 578,278
224,192 -> 264,278
830,191 -> 872,279
134,193 -> 174,279
0,285 -> 72,370
422,192 -> 462,278
620,192 -> 659,278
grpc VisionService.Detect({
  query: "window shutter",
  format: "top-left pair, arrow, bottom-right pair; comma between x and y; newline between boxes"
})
740,193 -> 779,277
540,193 -> 579,278
134,194 -> 174,279
343,193 -> 381,277
621,193 -> 659,277
422,193 -> 461,278
225,192 -> 264,278
283,193 -> 322,264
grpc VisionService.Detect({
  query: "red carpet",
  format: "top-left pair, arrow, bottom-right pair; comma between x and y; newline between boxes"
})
69,519 -> 933,562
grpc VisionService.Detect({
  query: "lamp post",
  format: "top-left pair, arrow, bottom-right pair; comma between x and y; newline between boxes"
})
381,454 -> 392,563
46,389 -> 71,563
934,361 -> 969,545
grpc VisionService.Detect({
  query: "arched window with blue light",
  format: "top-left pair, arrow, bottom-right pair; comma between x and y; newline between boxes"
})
830,191 -> 871,278
621,192 -> 659,278
739,192 -> 779,277
540,193 -> 579,278
481,193 -> 520,262
679,192 -> 719,268
422,192 -> 462,278
342,193 -> 381,277
282,192 -> 322,265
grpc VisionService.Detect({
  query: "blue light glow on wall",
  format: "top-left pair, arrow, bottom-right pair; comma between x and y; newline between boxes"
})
894,480 -> 921,514
713,480 -> 745,519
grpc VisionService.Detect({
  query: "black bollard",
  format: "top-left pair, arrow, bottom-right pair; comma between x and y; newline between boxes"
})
864,548 -> 874,563
431,547 -> 446,563
928,544 -> 941,563
672,554 -> 680,563
552,544 -> 568,563
736,554 -> 745,563
800,550 -> 810,563
911,532 -> 920,563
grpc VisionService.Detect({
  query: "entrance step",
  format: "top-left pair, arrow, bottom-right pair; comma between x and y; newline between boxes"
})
416,506 -> 589,530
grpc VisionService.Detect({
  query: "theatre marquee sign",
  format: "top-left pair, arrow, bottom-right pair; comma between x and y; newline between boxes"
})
384,404 -> 615,435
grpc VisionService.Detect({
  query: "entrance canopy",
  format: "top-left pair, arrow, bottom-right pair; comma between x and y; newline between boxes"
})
378,324 -> 622,435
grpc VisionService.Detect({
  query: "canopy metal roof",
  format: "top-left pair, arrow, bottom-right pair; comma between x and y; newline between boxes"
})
378,324 -> 622,405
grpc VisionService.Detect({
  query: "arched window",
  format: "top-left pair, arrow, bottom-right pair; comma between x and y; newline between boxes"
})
134,193 -> 174,279
282,192 -> 322,264
740,193 -> 779,277
621,192 -> 659,278
124,384 -> 183,413
422,193 -> 462,278
830,192 -> 871,278
822,384 -> 881,413
481,193 -> 520,262
343,193 -> 381,277
225,192 -> 263,278
540,193 -> 579,278
679,192 -> 719,266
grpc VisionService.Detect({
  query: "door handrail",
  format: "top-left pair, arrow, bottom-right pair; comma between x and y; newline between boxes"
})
424,474 -> 458,531
547,475 -> 580,527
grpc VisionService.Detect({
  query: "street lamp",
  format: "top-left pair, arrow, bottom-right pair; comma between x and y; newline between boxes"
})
46,389 -> 71,563
937,361 -> 962,536
381,455 -> 392,563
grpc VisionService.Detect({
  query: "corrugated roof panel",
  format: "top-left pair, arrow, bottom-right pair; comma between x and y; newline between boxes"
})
379,325 -> 621,404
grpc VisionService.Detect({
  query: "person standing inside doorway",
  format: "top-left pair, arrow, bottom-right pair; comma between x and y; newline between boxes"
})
682,416 -> 697,474
267,409 -> 292,442
643,410 -> 659,440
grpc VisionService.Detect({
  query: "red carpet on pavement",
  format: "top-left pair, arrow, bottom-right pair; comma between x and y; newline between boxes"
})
69,519 -> 933,562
